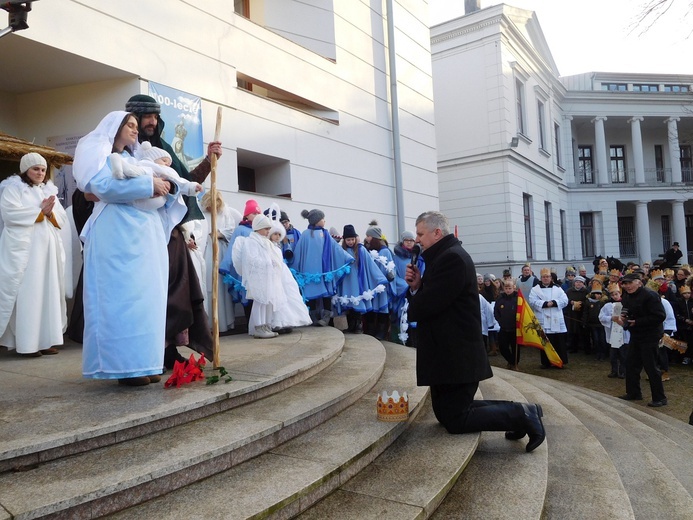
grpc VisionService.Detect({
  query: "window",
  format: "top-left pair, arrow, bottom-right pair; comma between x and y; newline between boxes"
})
610,145 -> 627,183
662,215 -> 671,253
681,145 -> 692,182
577,145 -> 593,184
580,212 -> 595,258
664,84 -> 689,92
618,217 -> 637,256
633,84 -> 659,92
601,83 -> 627,91
237,148 -> 292,198
554,123 -> 561,167
537,101 -> 546,150
655,145 -> 665,182
516,79 -> 526,136
545,202 -> 553,261
237,72 -> 339,123
560,210 -> 567,260
523,194 -> 533,259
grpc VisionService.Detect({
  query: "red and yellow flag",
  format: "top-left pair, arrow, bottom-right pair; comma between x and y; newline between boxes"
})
516,289 -> 563,368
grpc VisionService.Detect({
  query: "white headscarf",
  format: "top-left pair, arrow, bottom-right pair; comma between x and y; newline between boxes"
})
73,110 -> 139,191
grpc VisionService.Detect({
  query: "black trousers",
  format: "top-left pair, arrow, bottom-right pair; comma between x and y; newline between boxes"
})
430,383 -> 525,434
540,333 -> 567,367
625,337 -> 666,402
498,329 -> 519,365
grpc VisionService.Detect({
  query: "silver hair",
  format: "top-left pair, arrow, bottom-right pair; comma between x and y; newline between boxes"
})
415,211 -> 450,236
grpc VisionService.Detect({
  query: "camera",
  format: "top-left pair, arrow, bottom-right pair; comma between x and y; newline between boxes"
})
1,1 -> 38,34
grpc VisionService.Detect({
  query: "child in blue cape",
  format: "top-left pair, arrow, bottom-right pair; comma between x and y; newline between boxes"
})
333,225 -> 389,333
290,208 -> 353,326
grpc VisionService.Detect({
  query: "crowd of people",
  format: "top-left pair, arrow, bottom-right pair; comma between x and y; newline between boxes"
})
477,254 -> 693,408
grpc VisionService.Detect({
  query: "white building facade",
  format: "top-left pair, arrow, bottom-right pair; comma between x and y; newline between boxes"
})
432,4 -> 693,275
0,0 -> 438,238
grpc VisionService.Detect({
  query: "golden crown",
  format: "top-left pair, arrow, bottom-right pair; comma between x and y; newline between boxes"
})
376,390 -> 409,422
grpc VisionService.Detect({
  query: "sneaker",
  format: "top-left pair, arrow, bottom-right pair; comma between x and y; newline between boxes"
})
618,394 -> 643,401
607,372 -> 618,378
683,357 -> 691,365
661,372 -> 671,382
254,325 -> 278,339
647,399 -> 668,408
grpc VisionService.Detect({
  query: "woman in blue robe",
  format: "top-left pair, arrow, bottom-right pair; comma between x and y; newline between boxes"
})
291,209 -> 353,325
363,222 -> 397,339
73,111 -> 183,386
333,225 -> 388,333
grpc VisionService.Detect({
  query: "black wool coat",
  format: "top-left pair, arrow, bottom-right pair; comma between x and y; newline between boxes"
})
407,234 -> 493,386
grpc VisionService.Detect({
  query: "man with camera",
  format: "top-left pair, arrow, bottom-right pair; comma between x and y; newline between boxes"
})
614,272 -> 667,407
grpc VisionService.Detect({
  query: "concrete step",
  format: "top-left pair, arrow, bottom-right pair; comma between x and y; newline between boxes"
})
105,341 -> 426,520
0,333 -> 385,520
495,369 -> 693,519
499,370 -> 693,519
430,374 -> 548,519
0,327 -> 346,474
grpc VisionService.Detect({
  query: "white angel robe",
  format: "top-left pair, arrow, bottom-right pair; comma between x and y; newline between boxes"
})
0,176 -> 68,353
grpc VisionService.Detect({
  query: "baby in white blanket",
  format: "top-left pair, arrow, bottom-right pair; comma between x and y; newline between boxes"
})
110,141 -> 202,210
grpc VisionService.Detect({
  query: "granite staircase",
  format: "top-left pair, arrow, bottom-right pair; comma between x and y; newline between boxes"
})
0,326 -> 691,520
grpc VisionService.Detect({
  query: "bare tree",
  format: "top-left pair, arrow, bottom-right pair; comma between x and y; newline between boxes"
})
631,0 -> 693,37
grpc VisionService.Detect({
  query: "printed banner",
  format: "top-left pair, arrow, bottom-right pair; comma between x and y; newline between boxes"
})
148,81 -> 204,171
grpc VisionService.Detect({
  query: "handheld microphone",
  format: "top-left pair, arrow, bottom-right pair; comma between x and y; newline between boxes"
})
410,244 -> 421,266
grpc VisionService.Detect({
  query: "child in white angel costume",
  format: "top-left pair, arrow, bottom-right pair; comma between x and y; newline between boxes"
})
233,214 -> 311,339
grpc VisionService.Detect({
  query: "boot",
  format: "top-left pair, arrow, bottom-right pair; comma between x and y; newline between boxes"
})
346,312 -> 357,333
254,324 -> 278,339
164,345 -> 186,370
505,403 -> 545,453
374,313 -> 389,340
317,309 -> 332,327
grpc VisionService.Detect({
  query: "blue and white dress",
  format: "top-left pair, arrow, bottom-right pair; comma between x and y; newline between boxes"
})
333,243 -> 388,315
290,226 -> 353,300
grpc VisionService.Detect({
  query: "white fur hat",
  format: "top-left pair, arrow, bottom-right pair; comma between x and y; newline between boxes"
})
20,152 -> 47,173
270,222 -> 286,241
252,213 -> 272,231
137,141 -> 171,163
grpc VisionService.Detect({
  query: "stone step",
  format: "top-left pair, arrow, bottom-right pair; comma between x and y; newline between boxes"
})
501,371 -> 693,516
0,326 -> 344,473
105,341 -> 426,520
0,333 -> 385,520
431,374 -> 548,519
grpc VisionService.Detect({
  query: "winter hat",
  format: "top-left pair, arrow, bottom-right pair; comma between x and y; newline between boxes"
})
301,208 -> 325,227
20,152 -> 47,173
270,222 -> 285,241
125,94 -> 161,115
280,211 -> 290,223
244,199 -> 261,217
343,224 -> 357,238
252,213 -> 272,231
483,273 -> 495,282
502,269 -> 512,278
366,220 -> 383,239
401,230 -> 415,241
574,275 -> 586,283
137,141 -> 171,163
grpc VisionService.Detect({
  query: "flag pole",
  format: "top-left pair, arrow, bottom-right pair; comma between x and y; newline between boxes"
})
210,107 -> 223,368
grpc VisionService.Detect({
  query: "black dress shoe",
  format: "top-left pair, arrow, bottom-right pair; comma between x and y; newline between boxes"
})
505,430 -> 525,440
647,399 -> 667,407
522,403 -> 545,453
618,394 -> 643,401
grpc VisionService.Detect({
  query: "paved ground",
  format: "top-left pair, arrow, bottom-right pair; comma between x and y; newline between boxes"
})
488,347 -> 693,423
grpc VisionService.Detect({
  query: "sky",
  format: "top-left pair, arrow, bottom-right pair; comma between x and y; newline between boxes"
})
429,0 -> 693,77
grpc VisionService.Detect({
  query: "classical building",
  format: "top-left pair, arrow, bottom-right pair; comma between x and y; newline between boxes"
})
432,3 -> 693,274
0,0 -> 437,237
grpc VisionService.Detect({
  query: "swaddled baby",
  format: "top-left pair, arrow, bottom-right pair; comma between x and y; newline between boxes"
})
110,141 -> 202,210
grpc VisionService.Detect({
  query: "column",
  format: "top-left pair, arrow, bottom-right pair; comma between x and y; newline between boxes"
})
666,117 -> 682,183
563,115 -> 575,183
628,116 -> 645,184
635,201 -> 651,264
671,200 -> 687,257
592,116 -> 609,185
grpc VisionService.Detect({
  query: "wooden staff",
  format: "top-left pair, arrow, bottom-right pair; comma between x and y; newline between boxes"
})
210,107 -> 223,368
